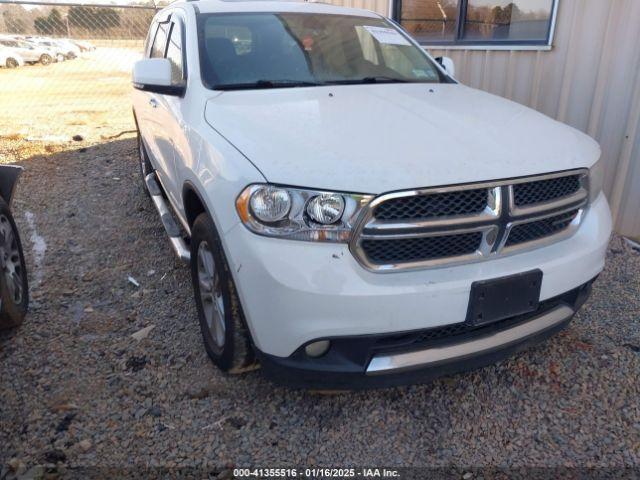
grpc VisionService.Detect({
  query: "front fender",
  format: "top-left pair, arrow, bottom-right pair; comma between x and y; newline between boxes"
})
180,125 -> 266,236
0,165 -> 23,208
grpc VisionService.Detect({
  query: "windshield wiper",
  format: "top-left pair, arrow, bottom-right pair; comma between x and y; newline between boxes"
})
326,76 -> 413,85
215,79 -> 323,90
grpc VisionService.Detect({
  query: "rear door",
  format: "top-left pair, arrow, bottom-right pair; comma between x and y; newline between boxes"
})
154,14 -> 189,209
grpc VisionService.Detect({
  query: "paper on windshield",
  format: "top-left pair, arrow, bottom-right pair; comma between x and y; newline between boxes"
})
363,26 -> 411,46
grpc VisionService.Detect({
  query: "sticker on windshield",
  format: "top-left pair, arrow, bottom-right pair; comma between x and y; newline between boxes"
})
363,26 -> 411,46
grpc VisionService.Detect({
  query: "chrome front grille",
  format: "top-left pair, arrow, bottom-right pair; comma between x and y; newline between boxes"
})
373,188 -> 488,220
350,170 -> 589,272
513,174 -> 581,207
361,231 -> 483,264
505,209 -> 581,247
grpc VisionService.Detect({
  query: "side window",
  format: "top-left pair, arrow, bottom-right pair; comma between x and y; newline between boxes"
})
150,22 -> 169,59
165,20 -> 185,84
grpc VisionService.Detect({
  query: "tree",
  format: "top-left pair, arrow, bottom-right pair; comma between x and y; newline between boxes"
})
68,6 -> 92,30
68,6 -> 120,32
97,8 -> 121,30
34,8 -> 66,35
3,13 -> 25,34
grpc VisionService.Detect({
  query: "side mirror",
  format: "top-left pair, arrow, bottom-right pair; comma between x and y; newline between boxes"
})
133,58 -> 184,96
435,56 -> 455,78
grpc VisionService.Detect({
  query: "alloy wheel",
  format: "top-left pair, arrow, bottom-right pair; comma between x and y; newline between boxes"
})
0,215 -> 23,305
197,241 -> 225,349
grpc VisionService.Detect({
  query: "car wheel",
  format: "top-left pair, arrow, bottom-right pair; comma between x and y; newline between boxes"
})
137,129 -> 154,196
39,54 -> 52,65
66,53 -> 76,60
6,58 -> 18,69
190,213 -> 256,373
0,198 -> 28,330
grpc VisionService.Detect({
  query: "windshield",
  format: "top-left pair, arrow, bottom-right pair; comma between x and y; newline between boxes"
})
197,13 -> 447,89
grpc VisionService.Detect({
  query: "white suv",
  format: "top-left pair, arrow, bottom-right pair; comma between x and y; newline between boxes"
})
132,0 -> 612,388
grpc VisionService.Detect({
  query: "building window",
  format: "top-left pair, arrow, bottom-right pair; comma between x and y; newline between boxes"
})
395,0 -> 557,46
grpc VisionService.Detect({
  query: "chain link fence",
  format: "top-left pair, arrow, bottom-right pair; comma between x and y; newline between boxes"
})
1,0 -> 159,43
0,1 -> 165,161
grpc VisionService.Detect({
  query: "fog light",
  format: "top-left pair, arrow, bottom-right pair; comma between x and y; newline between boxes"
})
304,340 -> 330,358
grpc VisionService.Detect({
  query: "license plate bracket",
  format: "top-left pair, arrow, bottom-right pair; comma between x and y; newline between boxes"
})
466,270 -> 543,327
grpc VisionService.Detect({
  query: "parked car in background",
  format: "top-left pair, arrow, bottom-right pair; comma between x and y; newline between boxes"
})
0,47 -> 24,68
55,39 -> 82,59
0,166 -> 28,330
0,38 -> 55,65
69,39 -> 95,52
24,38 -> 66,62
132,0 -> 612,389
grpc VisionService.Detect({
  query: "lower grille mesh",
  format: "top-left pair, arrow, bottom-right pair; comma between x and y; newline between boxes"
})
361,232 -> 483,265
506,209 -> 579,247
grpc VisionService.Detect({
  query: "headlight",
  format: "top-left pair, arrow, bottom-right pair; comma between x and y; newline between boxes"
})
589,159 -> 604,203
306,194 -> 345,225
236,184 -> 373,242
249,186 -> 291,223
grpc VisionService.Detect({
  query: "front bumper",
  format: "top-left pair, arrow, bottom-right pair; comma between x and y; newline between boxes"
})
222,192 -> 611,356
256,279 -> 593,389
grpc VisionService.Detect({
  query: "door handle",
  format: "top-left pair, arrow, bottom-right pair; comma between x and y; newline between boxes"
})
149,98 -> 159,108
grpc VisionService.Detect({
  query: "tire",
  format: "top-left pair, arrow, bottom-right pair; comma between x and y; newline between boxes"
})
6,58 -> 18,69
190,213 -> 256,373
137,129 -> 154,196
39,54 -> 52,66
0,198 -> 28,330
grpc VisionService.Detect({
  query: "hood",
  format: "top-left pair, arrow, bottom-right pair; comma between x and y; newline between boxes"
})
204,83 -> 600,194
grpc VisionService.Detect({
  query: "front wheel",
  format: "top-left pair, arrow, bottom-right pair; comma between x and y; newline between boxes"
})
39,54 -> 52,65
190,213 -> 255,373
0,198 -> 28,329
6,58 -> 18,69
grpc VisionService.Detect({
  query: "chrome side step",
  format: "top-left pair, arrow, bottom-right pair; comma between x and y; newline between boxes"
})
145,173 -> 190,263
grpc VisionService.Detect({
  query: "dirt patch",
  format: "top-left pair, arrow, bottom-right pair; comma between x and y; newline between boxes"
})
0,47 -> 139,164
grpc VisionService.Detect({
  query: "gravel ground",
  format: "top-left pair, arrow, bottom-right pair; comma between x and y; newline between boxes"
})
0,136 -> 639,477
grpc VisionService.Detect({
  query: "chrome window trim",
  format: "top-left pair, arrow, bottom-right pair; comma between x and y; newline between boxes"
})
350,169 -> 589,273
